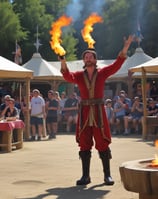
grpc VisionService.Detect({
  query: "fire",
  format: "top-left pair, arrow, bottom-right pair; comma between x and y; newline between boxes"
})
50,15 -> 73,56
81,13 -> 103,48
150,140 -> 158,167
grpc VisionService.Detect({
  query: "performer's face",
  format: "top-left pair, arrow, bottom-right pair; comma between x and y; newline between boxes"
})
83,52 -> 97,67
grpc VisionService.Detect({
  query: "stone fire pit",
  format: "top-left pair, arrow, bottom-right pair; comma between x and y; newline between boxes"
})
119,159 -> 158,199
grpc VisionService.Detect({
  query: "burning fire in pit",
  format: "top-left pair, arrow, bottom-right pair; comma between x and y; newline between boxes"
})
81,13 -> 103,48
49,15 -> 73,57
120,140 -> 158,199
148,140 -> 158,168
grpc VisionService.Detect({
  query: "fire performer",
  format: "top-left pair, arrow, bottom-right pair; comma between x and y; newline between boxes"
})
59,35 -> 133,186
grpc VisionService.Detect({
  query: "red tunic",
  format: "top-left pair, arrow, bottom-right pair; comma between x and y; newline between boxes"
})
62,56 -> 126,151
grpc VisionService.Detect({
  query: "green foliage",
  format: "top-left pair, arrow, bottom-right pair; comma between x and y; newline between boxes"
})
62,28 -> 78,61
1,0 -> 158,61
12,0 -> 77,62
102,0 -> 133,58
0,2 -> 27,57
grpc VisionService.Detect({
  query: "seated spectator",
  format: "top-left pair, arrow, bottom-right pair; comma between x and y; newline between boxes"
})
145,98 -> 158,136
124,96 -> 143,135
119,91 -> 132,116
113,96 -> 126,135
63,92 -> 79,132
105,99 -> 114,133
147,98 -> 158,116
0,95 -> 11,117
1,98 -> 19,120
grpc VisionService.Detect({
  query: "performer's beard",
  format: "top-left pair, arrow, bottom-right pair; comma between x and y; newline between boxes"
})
85,60 -> 96,67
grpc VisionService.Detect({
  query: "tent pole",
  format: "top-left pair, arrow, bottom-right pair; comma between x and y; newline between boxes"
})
141,68 -> 147,139
25,78 -> 30,140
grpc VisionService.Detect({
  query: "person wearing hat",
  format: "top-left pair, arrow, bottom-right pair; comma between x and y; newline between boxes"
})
30,89 -> 46,141
1,98 -> 19,120
0,95 -> 11,117
59,35 -> 133,186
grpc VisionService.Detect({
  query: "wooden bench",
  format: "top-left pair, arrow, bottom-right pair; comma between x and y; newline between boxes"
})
0,120 -> 24,152
142,116 -> 158,140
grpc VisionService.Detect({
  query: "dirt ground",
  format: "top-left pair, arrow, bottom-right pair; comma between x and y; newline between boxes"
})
0,133 -> 156,199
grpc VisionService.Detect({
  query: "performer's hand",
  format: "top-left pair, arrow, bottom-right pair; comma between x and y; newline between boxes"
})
59,55 -> 68,73
58,55 -> 66,62
122,35 -> 134,55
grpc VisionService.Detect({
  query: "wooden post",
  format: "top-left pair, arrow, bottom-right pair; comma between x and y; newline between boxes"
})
141,68 -> 147,139
25,78 -> 31,140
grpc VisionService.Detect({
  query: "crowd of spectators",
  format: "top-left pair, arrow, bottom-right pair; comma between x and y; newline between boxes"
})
105,90 -> 158,136
0,88 -> 158,140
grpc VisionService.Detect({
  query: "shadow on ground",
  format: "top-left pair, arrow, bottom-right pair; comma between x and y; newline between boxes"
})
17,184 -> 110,199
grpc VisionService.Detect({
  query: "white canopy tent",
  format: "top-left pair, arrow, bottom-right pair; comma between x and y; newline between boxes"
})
0,56 -> 33,79
0,56 -> 33,139
130,57 -> 158,73
23,53 -> 62,80
110,47 -> 153,79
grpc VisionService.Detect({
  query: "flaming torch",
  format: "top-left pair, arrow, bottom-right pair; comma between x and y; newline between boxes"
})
81,13 -> 103,49
50,15 -> 73,58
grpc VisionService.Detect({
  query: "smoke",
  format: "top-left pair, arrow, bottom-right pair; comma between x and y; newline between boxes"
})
65,0 -> 106,57
66,0 -> 105,22
66,0 -> 83,21
136,0 -> 147,20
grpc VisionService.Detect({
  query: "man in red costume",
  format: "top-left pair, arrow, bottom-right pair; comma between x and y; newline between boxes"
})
59,35 -> 133,186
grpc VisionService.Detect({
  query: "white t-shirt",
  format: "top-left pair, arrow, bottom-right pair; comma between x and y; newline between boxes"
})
31,96 -> 45,117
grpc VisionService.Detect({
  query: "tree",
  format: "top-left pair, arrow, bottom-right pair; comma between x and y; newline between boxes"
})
143,0 -> 158,57
12,0 -> 78,62
0,1 -> 27,59
12,0 -> 52,62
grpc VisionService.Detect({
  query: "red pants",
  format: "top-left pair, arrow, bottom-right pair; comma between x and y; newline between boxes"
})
78,126 -> 110,151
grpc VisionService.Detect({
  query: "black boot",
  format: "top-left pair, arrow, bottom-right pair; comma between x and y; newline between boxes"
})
76,151 -> 91,185
99,148 -> 114,185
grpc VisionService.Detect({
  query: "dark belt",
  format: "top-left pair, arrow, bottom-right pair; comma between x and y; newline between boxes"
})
80,98 -> 104,106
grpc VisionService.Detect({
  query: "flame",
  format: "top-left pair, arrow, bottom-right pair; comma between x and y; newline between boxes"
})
150,140 -> 158,167
151,154 -> 158,166
50,15 -> 73,56
81,13 -> 103,48
155,140 -> 158,147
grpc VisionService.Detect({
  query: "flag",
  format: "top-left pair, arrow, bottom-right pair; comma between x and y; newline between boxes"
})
135,21 -> 143,46
14,41 -> 22,65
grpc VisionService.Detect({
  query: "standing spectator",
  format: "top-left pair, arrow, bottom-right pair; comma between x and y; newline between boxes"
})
55,91 -> 61,101
105,99 -> 114,133
63,92 -> 79,132
58,91 -> 67,123
46,90 -> 59,139
30,89 -> 46,141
